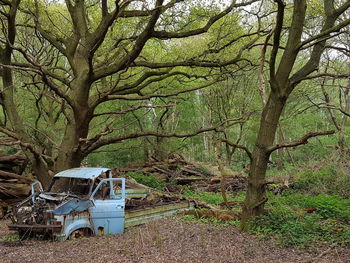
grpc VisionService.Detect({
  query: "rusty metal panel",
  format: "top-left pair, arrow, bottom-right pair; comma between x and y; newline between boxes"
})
125,201 -> 193,228
53,199 -> 92,215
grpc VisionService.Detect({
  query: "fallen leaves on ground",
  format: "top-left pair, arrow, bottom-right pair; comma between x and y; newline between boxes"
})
0,217 -> 349,263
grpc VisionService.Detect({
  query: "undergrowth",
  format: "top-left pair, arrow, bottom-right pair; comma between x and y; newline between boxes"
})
253,192 -> 350,248
294,166 -> 350,198
182,163 -> 350,249
182,188 -> 245,206
253,164 -> 350,248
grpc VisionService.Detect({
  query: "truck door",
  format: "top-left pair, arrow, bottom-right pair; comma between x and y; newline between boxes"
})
89,178 -> 125,235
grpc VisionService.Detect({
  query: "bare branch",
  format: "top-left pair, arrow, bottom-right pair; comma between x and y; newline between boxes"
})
82,118 -> 244,154
133,36 -> 258,70
0,63 -> 73,108
259,29 -> 274,105
119,0 -> 184,17
152,1 -> 259,39
0,127 -> 50,160
296,73 -> 350,82
221,139 -> 252,162
106,79 -> 221,101
93,103 -> 176,117
290,2 -> 350,86
267,130 -> 335,153
299,18 -> 350,49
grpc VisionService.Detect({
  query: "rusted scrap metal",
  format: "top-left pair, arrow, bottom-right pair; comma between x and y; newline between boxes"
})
125,201 -> 193,228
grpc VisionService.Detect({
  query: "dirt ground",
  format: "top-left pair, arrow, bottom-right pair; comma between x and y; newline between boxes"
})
0,217 -> 349,263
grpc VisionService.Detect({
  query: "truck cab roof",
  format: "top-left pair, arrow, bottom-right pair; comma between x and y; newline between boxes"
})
54,168 -> 111,180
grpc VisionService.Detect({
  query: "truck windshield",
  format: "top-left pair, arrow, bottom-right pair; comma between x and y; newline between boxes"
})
48,177 -> 92,196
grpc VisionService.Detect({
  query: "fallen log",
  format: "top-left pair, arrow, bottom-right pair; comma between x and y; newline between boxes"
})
153,166 -> 176,177
181,167 -> 208,177
0,170 -> 33,184
0,151 -> 26,161
0,183 -> 31,198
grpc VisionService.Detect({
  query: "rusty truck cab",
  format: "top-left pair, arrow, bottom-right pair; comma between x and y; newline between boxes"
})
9,168 -> 126,241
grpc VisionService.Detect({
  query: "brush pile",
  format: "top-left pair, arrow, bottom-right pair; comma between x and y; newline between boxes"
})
113,154 -> 247,194
0,149 -> 31,218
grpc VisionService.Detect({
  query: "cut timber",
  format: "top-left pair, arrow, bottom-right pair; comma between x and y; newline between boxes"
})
0,170 -> 32,184
181,167 -> 208,177
153,166 -> 176,177
0,183 -> 31,197
0,150 -> 25,161
0,150 -> 30,202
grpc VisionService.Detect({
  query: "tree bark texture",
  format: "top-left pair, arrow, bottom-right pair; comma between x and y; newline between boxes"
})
240,91 -> 286,230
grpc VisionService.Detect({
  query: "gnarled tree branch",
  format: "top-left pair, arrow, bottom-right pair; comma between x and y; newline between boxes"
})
267,130 -> 335,153
221,139 -> 253,162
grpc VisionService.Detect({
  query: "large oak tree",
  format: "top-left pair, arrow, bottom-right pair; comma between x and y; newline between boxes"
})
0,0 -> 259,186
240,0 -> 350,229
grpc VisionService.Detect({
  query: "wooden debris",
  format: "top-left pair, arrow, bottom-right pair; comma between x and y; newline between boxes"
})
115,154 -> 248,193
218,201 -> 242,209
165,184 -> 183,194
174,177 -> 208,184
0,150 -> 31,209
125,192 -> 186,209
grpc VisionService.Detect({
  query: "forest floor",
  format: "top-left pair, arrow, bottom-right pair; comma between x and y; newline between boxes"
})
0,217 -> 349,263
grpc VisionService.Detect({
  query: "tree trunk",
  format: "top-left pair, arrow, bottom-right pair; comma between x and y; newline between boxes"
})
338,79 -> 350,152
240,91 -> 286,231
0,0 -> 53,187
54,90 -> 92,172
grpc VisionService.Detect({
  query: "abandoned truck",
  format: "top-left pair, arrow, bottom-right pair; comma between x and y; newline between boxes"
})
9,168 -> 193,241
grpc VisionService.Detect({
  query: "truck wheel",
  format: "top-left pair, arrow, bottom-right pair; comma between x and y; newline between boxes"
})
69,228 -> 91,240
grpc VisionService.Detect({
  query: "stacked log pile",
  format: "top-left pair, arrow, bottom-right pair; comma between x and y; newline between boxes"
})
113,154 -> 247,193
0,149 -> 31,218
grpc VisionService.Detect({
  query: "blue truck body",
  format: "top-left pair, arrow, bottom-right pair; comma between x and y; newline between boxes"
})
9,168 -> 192,241
10,168 -> 127,241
